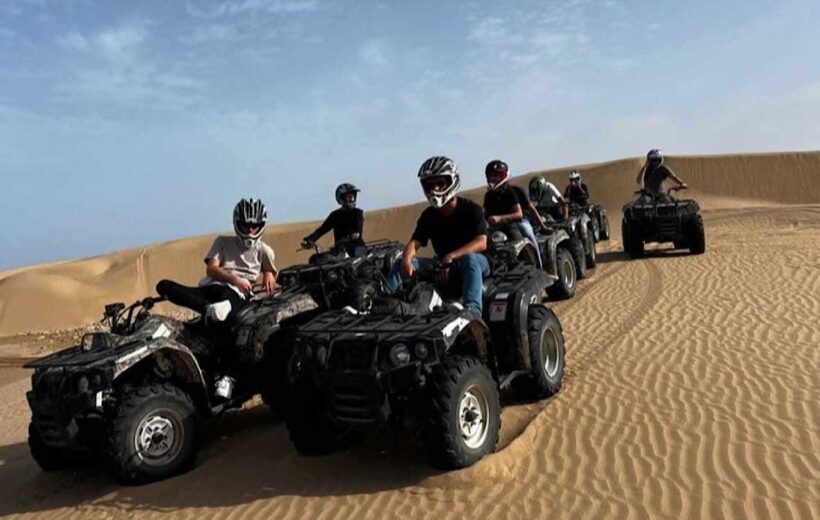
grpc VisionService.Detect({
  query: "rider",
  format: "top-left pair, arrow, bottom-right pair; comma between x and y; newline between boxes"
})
483,159 -> 543,266
636,149 -> 688,202
301,183 -> 365,256
564,170 -> 590,207
156,198 -> 277,323
529,176 -> 569,221
387,156 -> 489,319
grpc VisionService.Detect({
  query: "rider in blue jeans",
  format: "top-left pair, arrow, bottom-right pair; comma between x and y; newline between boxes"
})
387,156 -> 489,318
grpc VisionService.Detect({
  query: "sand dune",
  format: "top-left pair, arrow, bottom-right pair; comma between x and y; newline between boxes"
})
0,151 -> 818,519
1,151 -> 819,336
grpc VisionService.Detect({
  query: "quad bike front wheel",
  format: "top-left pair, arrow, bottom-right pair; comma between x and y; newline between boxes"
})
284,376 -> 352,456
568,237 -> 588,279
104,383 -> 198,484
547,246 -> 576,300
424,355 -> 500,469
599,212 -> 611,241
686,215 -> 706,255
519,305 -> 565,399
584,226 -> 597,269
622,219 -> 645,259
28,422 -> 82,471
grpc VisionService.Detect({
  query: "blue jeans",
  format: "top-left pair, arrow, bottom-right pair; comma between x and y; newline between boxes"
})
519,220 -> 543,268
387,253 -> 490,315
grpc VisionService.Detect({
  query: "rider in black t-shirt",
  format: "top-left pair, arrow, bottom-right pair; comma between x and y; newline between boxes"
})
635,149 -> 687,203
387,156 -> 489,317
564,170 -> 590,207
483,160 -> 543,266
302,183 -> 366,256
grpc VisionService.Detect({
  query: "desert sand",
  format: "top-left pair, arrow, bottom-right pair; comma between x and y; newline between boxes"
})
0,151 -> 817,519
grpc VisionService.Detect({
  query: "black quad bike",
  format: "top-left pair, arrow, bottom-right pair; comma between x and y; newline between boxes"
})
283,257 -> 565,470
24,240 -> 403,484
531,207 -> 595,299
621,187 -> 706,259
571,203 -> 610,243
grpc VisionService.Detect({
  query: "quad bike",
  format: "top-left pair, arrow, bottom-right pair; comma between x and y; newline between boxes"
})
621,187 -> 706,259
24,240 -> 403,484
530,206 -> 595,299
570,203 -> 610,242
283,259 -> 565,470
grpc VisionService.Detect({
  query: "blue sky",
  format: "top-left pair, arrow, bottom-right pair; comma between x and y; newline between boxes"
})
1,0 -> 819,269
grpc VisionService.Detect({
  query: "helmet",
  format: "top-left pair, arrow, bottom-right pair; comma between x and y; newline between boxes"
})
569,170 -> 582,182
233,198 -> 267,247
485,159 -> 510,190
418,156 -> 461,208
647,148 -> 663,165
335,183 -> 360,208
528,176 -> 548,201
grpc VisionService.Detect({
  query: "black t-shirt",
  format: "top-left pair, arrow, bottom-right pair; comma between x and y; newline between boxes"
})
411,197 -> 487,258
642,165 -> 672,193
510,185 -> 534,223
564,183 -> 590,205
483,186 -> 520,217
305,207 -> 364,244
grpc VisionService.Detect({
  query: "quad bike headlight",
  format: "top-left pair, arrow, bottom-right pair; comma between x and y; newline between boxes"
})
389,343 -> 411,366
491,231 -> 509,244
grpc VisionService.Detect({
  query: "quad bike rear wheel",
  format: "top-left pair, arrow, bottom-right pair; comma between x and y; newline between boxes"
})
546,247 -> 576,300
424,355 -> 500,469
622,220 -> 645,259
518,305 -> 565,399
568,237 -> 588,279
585,226 -> 597,269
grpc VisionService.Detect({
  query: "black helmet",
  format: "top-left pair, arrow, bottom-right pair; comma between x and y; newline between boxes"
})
485,160 -> 510,190
335,183 -> 360,208
233,198 -> 267,246
418,156 -> 461,208
647,149 -> 664,166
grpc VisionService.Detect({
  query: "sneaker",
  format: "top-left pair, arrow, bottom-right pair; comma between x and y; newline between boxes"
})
464,306 -> 484,322
215,375 -> 235,399
205,300 -> 232,322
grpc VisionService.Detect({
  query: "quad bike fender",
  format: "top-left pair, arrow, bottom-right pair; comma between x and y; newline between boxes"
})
113,338 -> 208,390
543,229 -> 571,276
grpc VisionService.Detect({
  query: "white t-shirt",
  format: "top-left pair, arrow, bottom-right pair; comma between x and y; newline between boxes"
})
534,182 -> 563,205
199,235 -> 277,296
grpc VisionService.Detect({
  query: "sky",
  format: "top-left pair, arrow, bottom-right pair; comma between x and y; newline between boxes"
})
1,0 -> 819,269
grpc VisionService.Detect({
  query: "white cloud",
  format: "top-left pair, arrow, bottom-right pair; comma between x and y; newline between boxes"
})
187,0 -> 319,18
359,40 -> 387,68
181,23 -> 240,44
57,22 -> 147,60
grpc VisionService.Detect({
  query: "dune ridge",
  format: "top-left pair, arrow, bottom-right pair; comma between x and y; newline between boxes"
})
1,150 -> 818,336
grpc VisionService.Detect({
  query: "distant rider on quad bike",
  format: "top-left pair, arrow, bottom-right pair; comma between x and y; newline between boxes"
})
302,183 -> 366,257
387,156 -> 489,318
529,176 -> 569,222
564,170 -> 590,207
483,159 -> 543,267
635,149 -> 688,202
156,198 -> 277,396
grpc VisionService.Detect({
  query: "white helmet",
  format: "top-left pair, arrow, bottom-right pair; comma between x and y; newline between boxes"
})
418,156 -> 461,208
233,198 -> 267,247
569,170 -> 582,182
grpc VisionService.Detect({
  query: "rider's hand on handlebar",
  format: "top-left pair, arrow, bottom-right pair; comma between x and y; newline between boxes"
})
262,271 -> 277,294
401,256 -> 415,279
678,182 -> 689,190
233,276 -> 254,295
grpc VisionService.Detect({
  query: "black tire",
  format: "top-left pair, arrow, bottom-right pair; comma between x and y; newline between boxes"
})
284,377 -> 351,456
261,345 -> 290,418
599,212 -> 610,241
623,220 -> 644,259
518,306 -> 565,399
686,215 -> 706,255
28,422 -> 81,471
104,383 -> 198,485
673,239 -> 688,250
546,247 -> 576,300
568,237 -> 588,279
424,356 -> 500,469
584,226 -> 597,269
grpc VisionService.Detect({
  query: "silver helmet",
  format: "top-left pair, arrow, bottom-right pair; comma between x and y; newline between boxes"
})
418,156 -> 461,208
233,198 -> 267,247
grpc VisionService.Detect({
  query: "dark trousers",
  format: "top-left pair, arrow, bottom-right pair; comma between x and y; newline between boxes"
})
156,280 -> 245,318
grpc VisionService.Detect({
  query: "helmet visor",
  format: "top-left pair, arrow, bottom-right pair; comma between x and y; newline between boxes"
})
421,175 -> 453,194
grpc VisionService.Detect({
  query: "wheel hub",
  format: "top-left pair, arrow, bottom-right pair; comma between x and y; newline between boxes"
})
136,414 -> 180,465
458,386 -> 489,449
